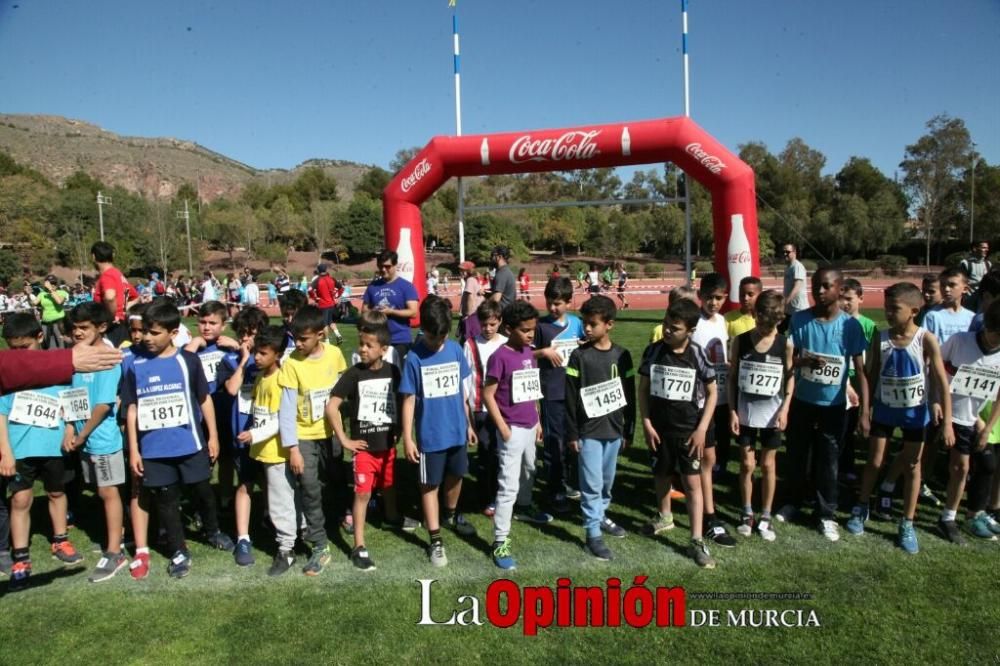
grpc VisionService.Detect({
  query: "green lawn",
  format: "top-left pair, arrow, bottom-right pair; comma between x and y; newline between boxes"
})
1,310 -> 998,664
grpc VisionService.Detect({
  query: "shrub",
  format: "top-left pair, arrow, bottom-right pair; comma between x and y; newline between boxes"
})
570,260 -> 589,276
845,259 -> 876,273
693,261 -> 715,274
624,262 -> 642,275
255,270 -> 276,284
801,259 -> 818,272
644,263 -> 665,278
943,252 -> 966,269
877,254 -> 908,276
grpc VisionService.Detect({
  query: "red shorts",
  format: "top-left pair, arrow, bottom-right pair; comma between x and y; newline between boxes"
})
353,448 -> 395,493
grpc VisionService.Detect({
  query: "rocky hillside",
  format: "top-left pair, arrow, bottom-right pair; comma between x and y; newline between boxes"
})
0,113 -> 373,201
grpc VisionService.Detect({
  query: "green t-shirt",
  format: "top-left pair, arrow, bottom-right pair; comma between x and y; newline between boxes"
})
848,313 -> 877,382
37,289 -> 69,323
980,401 -> 1000,445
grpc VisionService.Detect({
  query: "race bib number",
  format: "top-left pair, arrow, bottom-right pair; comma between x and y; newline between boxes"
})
512,368 -> 543,404
251,405 -> 274,431
308,386 -> 333,422
59,387 -> 92,422
551,339 -> 579,366
10,391 -> 60,428
422,362 -> 460,399
357,378 -> 395,425
650,365 -> 696,401
238,385 -> 253,414
880,374 -> 925,408
713,363 -> 729,394
581,377 -> 626,418
738,361 -> 783,397
800,353 -> 845,386
137,393 -> 187,431
200,351 -> 225,384
951,364 -> 1000,401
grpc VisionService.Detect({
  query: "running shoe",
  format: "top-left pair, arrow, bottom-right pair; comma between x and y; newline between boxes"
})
775,504 -> 798,523
846,505 -> 869,535
919,484 -> 943,507
707,521 -> 736,548
167,550 -> 192,579
600,518 -> 626,538
89,551 -> 129,583
642,512 -> 675,536
984,512 -> 1000,536
492,539 -> 516,570
967,511 -> 998,541
234,538 -> 255,566
688,538 -> 716,569
268,550 -> 296,577
756,517 -> 776,542
350,546 -> 376,572
898,519 -> 919,555
428,541 -> 448,568
938,518 -> 967,545
444,512 -> 477,536
130,552 -> 150,580
586,537 -> 614,561
8,560 -> 31,592
737,512 -> 754,537
482,503 -> 496,518
386,515 -> 421,532
207,530 -> 235,553
302,544 -> 332,576
513,505 -> 554,524
51,539 -> 84,567
820,519 -> 840,542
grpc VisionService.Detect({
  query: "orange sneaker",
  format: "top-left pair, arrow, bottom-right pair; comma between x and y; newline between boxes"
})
51,540 -> 84,567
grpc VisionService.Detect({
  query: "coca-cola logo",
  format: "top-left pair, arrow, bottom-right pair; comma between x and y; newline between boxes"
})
685,142 -> 727,174
509,130 -> 601,164
728,250 -> 751,264
400,159 -> 432,193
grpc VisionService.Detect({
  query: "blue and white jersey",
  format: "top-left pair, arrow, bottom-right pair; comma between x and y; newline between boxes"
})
121,350 -> 209,459
219,350 -> 257,446
872,328 -> 929,429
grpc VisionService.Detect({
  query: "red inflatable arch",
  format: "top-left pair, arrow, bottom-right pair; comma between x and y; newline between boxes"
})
383,116 -> 758,309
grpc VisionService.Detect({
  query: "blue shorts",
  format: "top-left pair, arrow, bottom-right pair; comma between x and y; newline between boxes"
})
870,420 -> 925,444
142,448 -> 212,488
418,445 -> 468,487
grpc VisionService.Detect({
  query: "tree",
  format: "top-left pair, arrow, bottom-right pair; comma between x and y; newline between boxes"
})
355,167 -> 392,200
334,192 -> 383,259
464,214 -> 529,264
390,147 -> 423,174
900,114 -> 974,266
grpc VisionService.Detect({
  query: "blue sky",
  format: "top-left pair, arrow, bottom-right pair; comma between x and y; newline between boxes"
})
1,0 -> 997,181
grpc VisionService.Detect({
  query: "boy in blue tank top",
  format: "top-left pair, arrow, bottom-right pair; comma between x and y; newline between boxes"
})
779,268 -> 869,542
121,300 -> 233,579
845,283 -> 952,554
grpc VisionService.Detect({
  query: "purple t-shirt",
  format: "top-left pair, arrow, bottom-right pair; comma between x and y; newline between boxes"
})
486,344 -> 540,428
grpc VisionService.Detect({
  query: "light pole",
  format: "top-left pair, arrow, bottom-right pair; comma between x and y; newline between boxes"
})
96,191 -> 112,241
176,200 -> 194,276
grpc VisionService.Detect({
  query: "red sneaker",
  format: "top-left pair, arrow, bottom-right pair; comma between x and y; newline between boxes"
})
130,551 -> 150,580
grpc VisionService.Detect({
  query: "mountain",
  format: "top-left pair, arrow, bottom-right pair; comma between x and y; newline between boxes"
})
0,113 -> 374,201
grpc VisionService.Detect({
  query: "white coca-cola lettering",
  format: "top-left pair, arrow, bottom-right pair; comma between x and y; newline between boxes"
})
508,130 -> 601,164
400,159 -> 432,193
685,142 -> 727,174
728,250 -> 751,264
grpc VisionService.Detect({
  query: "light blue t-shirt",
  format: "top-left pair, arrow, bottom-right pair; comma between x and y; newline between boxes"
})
0,384 -> 70,458
790,309 -> 866,406
399,338 -> 471,453
72,365 -> 123,455
923,305 -> 975,344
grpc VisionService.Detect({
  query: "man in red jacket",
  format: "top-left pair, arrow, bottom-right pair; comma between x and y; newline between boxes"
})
311,264 -> 343,345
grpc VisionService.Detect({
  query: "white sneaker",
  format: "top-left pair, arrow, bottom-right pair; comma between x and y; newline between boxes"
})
820,519 -> 840,542
757,518 -> 776,542
775,504 -> 797,523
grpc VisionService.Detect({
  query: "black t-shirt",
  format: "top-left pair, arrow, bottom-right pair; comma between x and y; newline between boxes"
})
331,362 -> 401,452
564,343 -> 636,442
638,340 -> 715,433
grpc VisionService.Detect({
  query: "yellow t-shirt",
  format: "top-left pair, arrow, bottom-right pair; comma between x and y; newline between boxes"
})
725,310 -> 756,339
650,324 -> 663,344
277,342 -> 348,440
250,370 -> 286,463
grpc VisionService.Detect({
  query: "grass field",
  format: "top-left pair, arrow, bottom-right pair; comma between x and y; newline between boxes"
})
1,310 -> 998,664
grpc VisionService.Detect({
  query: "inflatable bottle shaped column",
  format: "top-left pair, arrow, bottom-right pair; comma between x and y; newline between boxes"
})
395,227 -> 416,284
726,214 -> 752,304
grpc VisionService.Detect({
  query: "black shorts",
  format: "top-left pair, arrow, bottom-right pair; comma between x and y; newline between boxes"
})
234,447 -> 262,487
737,427 -> 782,450
952,423 -> 978,456
142,448 -> 212,488
650,434 -> 702,476
418,445 -> 468,487
870,421 -> 926,444
9,456 -> 65,494
704,405 -> 729,449
321,306 -> 340,326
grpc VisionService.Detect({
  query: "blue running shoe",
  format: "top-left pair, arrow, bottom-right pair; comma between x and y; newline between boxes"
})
234,538 -> 255,566
492,539 -> 516,570
846,505 -> 868,535
898,519 -> 919,554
